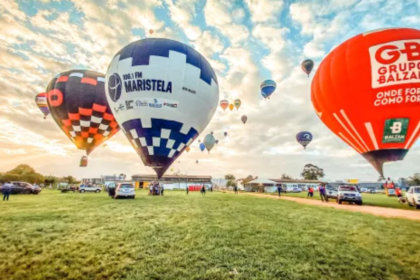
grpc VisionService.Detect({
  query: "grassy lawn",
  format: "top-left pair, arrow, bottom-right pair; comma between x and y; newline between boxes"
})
1,190 -> 420,280
281,191 -> 412,210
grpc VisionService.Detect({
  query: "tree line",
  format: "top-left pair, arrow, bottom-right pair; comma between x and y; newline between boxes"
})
0,164 -> 78,185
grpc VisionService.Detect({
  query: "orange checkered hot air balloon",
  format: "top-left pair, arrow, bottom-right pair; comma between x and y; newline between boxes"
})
312,28 -> 420,177
46,70 -> 120,167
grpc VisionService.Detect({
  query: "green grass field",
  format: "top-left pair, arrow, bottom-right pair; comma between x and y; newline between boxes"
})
1,190 -> 420,280
281,191 -> 411,210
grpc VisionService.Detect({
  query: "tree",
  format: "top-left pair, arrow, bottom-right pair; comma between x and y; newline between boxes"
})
409,173 -> 420,185
281,174 -> 292,179
225,174 -> 237,187
300,164 -> 325,180
0,164 -> 44,184
62,176 -> 77,184
241,175 -> 256,184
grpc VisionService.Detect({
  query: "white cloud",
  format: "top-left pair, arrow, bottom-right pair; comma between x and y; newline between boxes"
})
244,0 -> 283,23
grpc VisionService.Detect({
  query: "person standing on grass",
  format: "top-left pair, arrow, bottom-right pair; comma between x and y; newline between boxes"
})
307,187 -> 314,198
234,185 -> 238,194
2,181 -> 13,201
160,184 -> 164,196
201,185 -> 206,196
277,185 -> 282,196
186,185 -> 189,195
319,183 -> 328,202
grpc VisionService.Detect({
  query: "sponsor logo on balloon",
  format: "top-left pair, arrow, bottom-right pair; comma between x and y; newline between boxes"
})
182,86 -> 196,94
370,40 -> 420,88
149,99 -> 162,108
136,100 -> 148,107
382,118 -> 409,143
126,100 -> 134,110
163,102 -> 177,108
108,73 -> 122,102
122,71 -> 172,93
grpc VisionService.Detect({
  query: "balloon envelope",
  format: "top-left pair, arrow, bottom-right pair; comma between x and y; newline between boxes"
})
47,70 -> 119,159
234,99 -> 241,110
296,131 -> 313,149
229,104 -> 234,111
220,100 -> 229,111
204,134 -> 216,152
301,59 -> 314,76
199,142 -> 205,152
106,38 -> 219,178
260,80 -> 276,99
35,93 -> 50,119
241,115 -> 247,124
215,139 -> 219,145
224,132 -> 227,137
186,146 -> 190,152
311,28 -> 420,177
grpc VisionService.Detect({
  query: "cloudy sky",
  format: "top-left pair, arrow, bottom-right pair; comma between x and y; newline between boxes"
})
1,0 -> 420,181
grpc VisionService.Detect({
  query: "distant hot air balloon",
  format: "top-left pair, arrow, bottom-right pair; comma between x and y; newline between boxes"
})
296,131 -> 313,149
106,38 -> 219,178
312,27 -> 420,177
215,139 -> 219,145
196,160 -> 199,164
35,93 -> 50,119
199,142 -> 205,152
211,131 -> 214,135
229,104 -> 234,111
260,80 -> 276,99
224,132 -> 227,137
204,134 -> 216,153
301,59 -> 314,77
220,100 -> 229,111
186,146 -> 191,152
198,139 -> 201,143
234,99 -> 241,110
47,70 -> 120,167
149,29 -> 154,35
241,115 -> 247,124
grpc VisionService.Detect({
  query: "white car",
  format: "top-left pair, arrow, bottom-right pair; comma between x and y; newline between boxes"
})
326,185 -> 338,199
405,186 -> 420,209
79,184 -> 101,193
115,183 -> 135,199
337,185 -> 363,205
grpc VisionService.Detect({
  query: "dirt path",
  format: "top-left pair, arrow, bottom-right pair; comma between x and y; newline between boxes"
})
238,192 -> 420,222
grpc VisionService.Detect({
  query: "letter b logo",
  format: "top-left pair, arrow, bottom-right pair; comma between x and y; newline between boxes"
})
390,122 -> 402,134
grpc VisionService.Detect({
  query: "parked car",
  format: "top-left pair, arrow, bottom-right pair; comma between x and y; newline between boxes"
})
337,185 -> 362,205
105,182 -> 117,197
405,186 -> 420,209
326,184 -> 338,199
59,185 -> 76,193
114,183 -> 135,199
0,181 -> 41,195
79,184 -> 101,193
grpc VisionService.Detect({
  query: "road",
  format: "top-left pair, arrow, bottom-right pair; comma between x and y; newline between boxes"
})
240,192 -> 420,222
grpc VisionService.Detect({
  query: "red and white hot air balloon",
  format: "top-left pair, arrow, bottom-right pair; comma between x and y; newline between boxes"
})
312,28 -> 420,177
220,99 -> 229,111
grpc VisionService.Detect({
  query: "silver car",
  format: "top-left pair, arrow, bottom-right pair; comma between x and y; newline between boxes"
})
337,185 -> 363,205
115,183 -> 135,199
79,184 -> 101,193
406,186 -> 420,209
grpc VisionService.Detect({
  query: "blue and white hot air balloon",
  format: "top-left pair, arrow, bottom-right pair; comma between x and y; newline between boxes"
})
199,142 -> 205,152
106,38 -> 219,178
260,80 -> 276,99
296,131 -> 313,149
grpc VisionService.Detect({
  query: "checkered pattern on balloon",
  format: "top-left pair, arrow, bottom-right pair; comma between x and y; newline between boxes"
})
46,70 -> 120,156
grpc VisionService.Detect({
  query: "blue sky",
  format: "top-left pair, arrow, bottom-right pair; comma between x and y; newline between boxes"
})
1,0 -> 420,181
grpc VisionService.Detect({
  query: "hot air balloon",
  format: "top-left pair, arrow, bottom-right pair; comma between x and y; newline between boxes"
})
105,38 -> 219,178
196,160 -> 199,164
296,131 -> 313,149
234,99 -> 241,110
198,139 -> 201,143
301,59 -> 314,77
220,100 -> 229,111
260,80 -> 276,99
229,104 -> 234,111
211,131 -> 214,135
312,27 -> 420,177
186,146 -> 191,152
215,139 -> 219,145
204,134 -> 216,153
149,29 -> 154,35
35,93 -> 50,119
224,132 -> 227,137
199,142 -> 205,152
241,115 -> 247,124
47,70 -> 120,166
